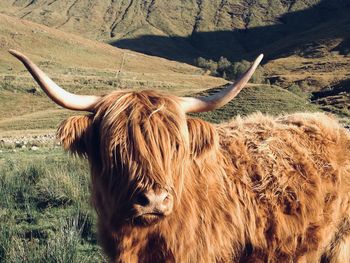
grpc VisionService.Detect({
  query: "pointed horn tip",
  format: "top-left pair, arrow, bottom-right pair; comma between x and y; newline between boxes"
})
8,49 -> 19,55
255,54 -> 264,65
8,49 -> 26,59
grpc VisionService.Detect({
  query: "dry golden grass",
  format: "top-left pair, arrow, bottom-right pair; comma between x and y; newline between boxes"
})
265,53 -> 350,92
0,14 -> 225,87
0,14 -> 226,136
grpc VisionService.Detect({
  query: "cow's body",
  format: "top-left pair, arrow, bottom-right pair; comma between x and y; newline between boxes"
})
9,51 -> 350,262
217,112 -> 350,262
69,92 -> 350,262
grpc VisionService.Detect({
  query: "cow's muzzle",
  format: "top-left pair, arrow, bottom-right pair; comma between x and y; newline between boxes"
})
131,188 -> 173,226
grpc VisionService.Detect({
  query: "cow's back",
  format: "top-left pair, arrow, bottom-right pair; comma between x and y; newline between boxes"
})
218,112 -> 350,262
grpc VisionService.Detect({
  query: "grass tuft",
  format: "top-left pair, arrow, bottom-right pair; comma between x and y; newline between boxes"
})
0,148 -> 105,262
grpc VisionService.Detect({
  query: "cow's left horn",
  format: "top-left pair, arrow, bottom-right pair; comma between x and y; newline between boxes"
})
180,54 -> 263,113
9,50 -> 101,112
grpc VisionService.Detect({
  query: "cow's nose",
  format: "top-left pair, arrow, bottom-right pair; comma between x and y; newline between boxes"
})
134,189 -> 173,215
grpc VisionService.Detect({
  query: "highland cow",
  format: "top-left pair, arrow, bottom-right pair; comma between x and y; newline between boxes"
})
9,50 -> 350,262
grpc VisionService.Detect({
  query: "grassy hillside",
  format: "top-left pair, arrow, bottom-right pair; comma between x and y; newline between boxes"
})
0,14 -> 227,135
0,13 -> 325,136
0,14 -> 224,91
192,84 -> 319,123
1,0 -> 348,62
1,0 -> 349,117
1,1 -> 348,61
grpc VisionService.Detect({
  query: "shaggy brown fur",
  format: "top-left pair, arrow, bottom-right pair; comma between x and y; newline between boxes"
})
58,90 -> 350,262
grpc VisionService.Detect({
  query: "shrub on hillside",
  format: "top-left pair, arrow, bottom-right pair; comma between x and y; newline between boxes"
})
229,60 -> 265,84
217,57 -> 232,78
195,57 -> 218,75
287,83 -> 310,99
195,56 -> 266,83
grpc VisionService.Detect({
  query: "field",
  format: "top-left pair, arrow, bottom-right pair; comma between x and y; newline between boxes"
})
0,1 -> 349,261
0,147 -> 106,262
0,13 -> 226,137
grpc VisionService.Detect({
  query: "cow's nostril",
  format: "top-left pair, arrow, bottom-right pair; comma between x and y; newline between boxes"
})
135,193 -> 150,207
134,190 -> 173,214
162,195 -> 171,205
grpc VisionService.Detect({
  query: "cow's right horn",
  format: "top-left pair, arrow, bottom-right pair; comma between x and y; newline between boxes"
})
179,54 -> 263,113
9,50 -> 101,112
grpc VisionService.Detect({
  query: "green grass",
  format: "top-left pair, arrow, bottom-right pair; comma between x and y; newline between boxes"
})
0,83 -> 323,132
0,148 -> 105,263
0,12 -> 226,133
192,84 -> 320,123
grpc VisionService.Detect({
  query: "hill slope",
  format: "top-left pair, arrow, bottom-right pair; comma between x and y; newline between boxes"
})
0,14 -> 226,134
0,0 -> 348,59
1,0 -> 349,94
0,13 -> 320,135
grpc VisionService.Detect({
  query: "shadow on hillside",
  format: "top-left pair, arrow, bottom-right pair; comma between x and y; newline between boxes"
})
111,0 -> 350,64
312,79 -> 350,100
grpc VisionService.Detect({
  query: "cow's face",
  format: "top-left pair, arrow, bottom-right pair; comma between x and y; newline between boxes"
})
58,91 -> 191,226
11,49 -> 262,227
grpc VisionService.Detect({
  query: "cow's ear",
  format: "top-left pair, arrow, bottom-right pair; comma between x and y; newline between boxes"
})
187,118 -> 218,158
57,115 -> 93,156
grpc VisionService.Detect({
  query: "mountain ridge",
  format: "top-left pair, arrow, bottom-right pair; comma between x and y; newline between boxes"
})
1,0 -> 349,93
1,0 -> 349,60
